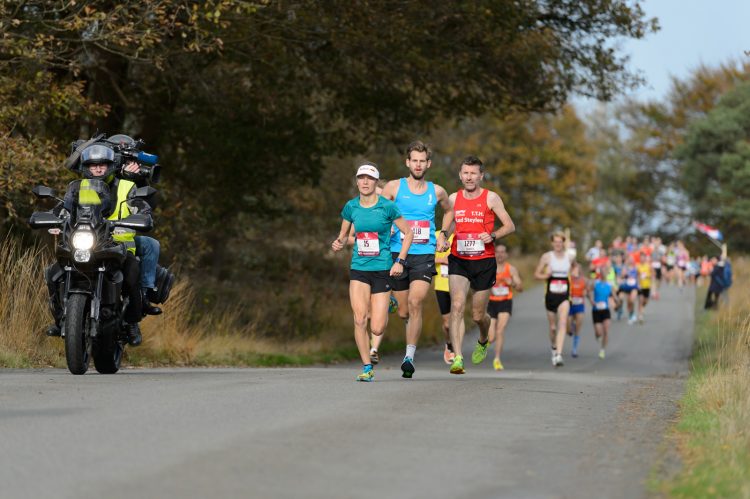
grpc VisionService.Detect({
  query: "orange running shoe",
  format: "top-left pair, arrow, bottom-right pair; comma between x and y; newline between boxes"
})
443,345 -> 455,365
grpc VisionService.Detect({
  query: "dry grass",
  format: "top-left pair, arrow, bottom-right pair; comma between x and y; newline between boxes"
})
0,238 -> 64,367
655,257 -> 750,498
0,239 -> 543,369
0,239 -> 357,368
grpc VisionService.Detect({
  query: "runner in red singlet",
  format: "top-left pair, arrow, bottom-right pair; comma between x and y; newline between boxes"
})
437,156 -> 515,375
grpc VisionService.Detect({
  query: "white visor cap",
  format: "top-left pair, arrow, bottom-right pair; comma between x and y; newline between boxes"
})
356,164 -> 379,179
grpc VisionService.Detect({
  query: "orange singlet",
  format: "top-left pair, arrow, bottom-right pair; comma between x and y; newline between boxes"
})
489,263 -> 513,302
570,276 -> 586,298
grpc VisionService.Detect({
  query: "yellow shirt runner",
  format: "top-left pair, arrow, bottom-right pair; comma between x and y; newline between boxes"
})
434,234 -> 454,292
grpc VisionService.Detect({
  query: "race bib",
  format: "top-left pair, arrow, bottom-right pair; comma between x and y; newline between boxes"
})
571,297 -> 584,305
401,220 -> 430,244
549,279 -> 568,294
456,233 -> 485,256
440,265 -> 448,278
652,261 -> 662,269
626,277 -> 637,287
356,232 -> 380,256
640,271 -> 650,279
492,285 -> 510,297
595,301 -> 608,310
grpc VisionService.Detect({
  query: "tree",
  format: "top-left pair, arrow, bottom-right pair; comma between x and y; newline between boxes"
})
677,81 -> 750,251
0,0 -> 656,270
430,106 -> 596,253
616,62 -> 750,235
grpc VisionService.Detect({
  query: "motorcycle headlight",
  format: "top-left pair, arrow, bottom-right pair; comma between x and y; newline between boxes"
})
71,230 -> 95,250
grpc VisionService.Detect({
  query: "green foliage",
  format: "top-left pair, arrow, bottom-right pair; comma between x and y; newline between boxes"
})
430,106 -> 596,252
0,1 -> 656,338
677,82 -> 750,251
615,62 -> 750,236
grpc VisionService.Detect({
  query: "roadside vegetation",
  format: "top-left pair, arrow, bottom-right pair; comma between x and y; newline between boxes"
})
654,257 -> 749,497
0,237 -> 538,368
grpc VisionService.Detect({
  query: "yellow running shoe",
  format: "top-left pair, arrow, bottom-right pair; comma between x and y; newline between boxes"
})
599,349 -> 606,359
471,341 -> 489,365
356,365 -> 374,382
450,355 -> 465,374
493,358 -> 504,371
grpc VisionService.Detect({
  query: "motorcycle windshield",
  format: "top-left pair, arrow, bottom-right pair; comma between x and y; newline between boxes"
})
64,180 -> 112,219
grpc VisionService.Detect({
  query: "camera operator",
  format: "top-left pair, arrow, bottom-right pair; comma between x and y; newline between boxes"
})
46,144 -> 148,345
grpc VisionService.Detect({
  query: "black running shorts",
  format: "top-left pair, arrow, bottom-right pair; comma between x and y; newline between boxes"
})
488,299 -> 512,318
639,288 -> 651,298
545,294 -> 569,313
448,254 -> 496,291
349,269 -> 392,294
390,253 -> 436,291
435,290 -> 451,315
592,309 -> 611,323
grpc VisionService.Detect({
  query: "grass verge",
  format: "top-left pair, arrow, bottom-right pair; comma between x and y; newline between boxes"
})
651,258 -> 749,498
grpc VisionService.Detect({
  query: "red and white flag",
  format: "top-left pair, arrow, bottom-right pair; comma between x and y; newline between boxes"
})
693,221 -> 723,241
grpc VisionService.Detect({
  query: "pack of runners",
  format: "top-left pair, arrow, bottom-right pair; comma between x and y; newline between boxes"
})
332,142 -> 701,381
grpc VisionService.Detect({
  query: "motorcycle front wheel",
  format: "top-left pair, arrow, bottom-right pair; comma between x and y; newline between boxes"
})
64,294 -> 90,375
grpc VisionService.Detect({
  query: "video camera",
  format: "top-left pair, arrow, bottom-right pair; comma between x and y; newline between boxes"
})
69,133 -> 161,184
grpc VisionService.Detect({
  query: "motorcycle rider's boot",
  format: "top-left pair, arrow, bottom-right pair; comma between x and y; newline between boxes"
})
126,323 -> 142,346
142,289 -> 162,316
46,324 -> 62,337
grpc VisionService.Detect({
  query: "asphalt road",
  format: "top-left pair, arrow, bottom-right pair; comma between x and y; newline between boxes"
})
0,284 -> 694,499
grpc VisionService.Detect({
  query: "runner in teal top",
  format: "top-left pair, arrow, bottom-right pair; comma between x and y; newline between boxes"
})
332,163 -> 413,382
341,195 -> 402,271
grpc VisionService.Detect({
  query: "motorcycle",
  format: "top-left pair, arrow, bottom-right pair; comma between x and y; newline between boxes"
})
28,179 -> 171,374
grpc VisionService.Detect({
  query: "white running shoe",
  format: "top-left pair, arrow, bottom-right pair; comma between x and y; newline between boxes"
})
551,349 -> 557,365
554,353 -> 564,367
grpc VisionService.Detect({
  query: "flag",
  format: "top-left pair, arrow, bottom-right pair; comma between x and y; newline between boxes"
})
693,221 -> 723,241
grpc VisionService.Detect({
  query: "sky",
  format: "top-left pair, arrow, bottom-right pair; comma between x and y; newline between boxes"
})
577,0 -> 750,108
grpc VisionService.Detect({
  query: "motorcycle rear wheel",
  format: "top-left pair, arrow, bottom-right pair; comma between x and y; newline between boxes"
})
64,294 -> 90,375
93,326 -> 123,374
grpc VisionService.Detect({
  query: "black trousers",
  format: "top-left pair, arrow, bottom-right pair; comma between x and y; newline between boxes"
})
704,288 -> 722,310
46,253 -> 143,324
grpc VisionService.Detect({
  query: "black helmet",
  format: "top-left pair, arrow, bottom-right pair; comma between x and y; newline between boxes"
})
105,134 -> 136,147
80,144 -> 116,180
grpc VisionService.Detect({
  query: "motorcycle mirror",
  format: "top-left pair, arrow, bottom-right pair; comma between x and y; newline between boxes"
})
133,186 -> 157,199
113,213 -> 153,232
28,211 -> 63,229
32,185 -> 57,199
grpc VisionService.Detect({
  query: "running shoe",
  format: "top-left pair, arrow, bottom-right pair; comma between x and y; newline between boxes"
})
638,316 -> 644,325
471,341 -> 489,365
388,295 -> 398,314
599,349 -> 606,359
616,306 -> 623,321
369,349 -> 379,365
443,345 -> 455,365
357,365 -> 374,382
551,348 -> 557,365
493,358 -> 504,371
554,353 -> 564,367
401,356 -> 415,379
628,314 -> 636,325
571,348 -> 578,358
450,355 -> 465,374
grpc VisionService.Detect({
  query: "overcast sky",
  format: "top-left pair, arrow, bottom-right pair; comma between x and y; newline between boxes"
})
578,0 -> 750,108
